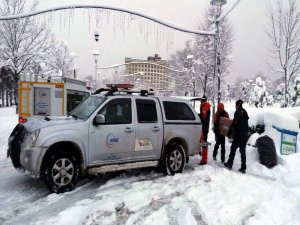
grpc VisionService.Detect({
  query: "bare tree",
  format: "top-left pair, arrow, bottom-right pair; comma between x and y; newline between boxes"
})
267,0 -> 300,107
0,0 -> 49,102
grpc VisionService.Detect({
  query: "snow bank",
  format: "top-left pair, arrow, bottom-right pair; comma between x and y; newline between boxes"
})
1,105 -> 300,225
224,104 -> 300,154
0,107 -> 18,159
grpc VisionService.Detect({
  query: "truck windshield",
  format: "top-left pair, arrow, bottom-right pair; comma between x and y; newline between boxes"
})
69,96 -> 104,120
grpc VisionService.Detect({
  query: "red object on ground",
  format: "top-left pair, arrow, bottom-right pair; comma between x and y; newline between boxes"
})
201,147 -> 208,164
199,131 -> 208,164
106,83 -> 134,89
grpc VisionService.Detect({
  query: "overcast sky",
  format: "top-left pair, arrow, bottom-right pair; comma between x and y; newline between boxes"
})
35,0 -> 275,82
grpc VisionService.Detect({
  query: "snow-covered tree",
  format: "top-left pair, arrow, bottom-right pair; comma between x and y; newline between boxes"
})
0,0 -> 49,102
250,76 -> 268,108
168,41 -> 195,96
84,75 -> 96,91
290,74 -> 300,106
267,0 -> 300,107
0,66 -> 13,107
168,6 -> 233,98
41,35 -> 77,78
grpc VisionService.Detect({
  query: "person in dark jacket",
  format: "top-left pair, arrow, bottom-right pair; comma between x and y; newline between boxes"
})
199,95 -> 211,165
213,102 -> 229,163
224,99 -> 249,173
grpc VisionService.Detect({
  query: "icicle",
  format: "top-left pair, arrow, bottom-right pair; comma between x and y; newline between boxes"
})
127,13 -> 131,30
59,10 -> 63,30
82,9 -> 85,25
68,8 -> 72,34
63,9 -> 67,30
113,11 -> 117,38
139,20 -> 143,34
95,9 -> 101,28
122,13 -> 126,40
88,9 -> 91,32
106,10 -> 110,25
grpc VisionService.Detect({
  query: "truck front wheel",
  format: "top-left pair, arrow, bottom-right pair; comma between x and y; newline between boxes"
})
164,144 -> 185,175
44,152 -> 80,193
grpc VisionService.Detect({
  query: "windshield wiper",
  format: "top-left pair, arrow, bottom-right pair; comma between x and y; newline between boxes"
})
70,114 -> 78,120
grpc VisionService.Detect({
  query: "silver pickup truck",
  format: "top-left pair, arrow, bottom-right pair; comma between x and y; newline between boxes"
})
8,87 -> 202,193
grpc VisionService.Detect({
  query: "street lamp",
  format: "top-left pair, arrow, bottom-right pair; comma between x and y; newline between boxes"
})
94,29 -> 100,42
211,0 -> 227,6
92,50 -> 100,89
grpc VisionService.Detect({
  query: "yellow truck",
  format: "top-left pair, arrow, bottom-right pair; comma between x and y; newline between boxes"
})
18,77 -> 89,123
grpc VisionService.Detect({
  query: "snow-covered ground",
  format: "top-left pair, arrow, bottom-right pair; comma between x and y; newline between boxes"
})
1,105 -> 300,225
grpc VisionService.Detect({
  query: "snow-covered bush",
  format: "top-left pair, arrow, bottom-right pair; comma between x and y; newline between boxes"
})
290,75 -> 300,107
250,76 -> 268,108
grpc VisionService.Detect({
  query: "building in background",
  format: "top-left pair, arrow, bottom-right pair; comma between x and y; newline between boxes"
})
125,54 -> 171,92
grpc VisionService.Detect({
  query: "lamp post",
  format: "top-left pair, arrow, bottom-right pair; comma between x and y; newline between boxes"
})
210,0 -> 242,114
211,0 -> 226,114
92,50 -> 100,89
93,29 -> 100,89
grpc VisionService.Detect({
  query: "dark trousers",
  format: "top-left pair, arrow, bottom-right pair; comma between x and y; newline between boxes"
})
227,132 -> 248,170
203,132 -> 208,142
213,134 -> 225,162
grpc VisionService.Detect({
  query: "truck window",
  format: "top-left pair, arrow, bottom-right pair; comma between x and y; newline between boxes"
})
99,98 -> 132,125
163,101 -> 196,120
67,90 -> 89,113
136,99 -> 158,123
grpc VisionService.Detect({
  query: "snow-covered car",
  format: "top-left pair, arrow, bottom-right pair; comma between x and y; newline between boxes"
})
7,86 -> 202,193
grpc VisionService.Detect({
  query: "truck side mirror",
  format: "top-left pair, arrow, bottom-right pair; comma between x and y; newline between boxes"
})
93,114 -> 105,126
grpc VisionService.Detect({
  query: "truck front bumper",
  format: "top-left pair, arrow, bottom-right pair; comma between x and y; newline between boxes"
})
20,146 -> 45,178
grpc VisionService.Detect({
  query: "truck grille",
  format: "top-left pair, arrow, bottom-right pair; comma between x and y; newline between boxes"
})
8,124 -> 26,169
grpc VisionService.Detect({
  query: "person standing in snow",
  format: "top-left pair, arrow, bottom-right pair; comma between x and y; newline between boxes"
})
213,102 -> 229,163
224,99 -> 249,173
199,95 -> 211,165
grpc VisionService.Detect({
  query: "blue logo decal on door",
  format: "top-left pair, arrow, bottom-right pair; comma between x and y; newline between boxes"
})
106,133 -> 119,148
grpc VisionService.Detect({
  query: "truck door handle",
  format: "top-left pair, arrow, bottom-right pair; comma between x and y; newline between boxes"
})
151,126 -> 160,132
124,127 -> 134,133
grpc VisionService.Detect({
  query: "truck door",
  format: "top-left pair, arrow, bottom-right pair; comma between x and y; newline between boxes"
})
133,98 -> 163,160
88,98 -> 135,164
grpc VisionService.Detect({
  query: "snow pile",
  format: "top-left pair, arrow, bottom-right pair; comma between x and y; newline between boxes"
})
225,104 -> 300,154
1,105 -> 300,225
0,107 -> 17,159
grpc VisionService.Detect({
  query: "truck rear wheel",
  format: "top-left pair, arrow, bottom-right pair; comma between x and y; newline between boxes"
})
44,152 -> 80,193
164,144 -> 185,175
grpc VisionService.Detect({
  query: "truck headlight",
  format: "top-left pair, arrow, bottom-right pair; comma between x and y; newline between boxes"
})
23,130 -> 40,149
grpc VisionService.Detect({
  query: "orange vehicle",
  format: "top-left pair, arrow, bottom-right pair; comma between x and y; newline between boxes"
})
18,77 -> 90,123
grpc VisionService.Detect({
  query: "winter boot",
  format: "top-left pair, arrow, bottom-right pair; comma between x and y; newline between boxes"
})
238,168 -> 246,173
224,162 -> 232,170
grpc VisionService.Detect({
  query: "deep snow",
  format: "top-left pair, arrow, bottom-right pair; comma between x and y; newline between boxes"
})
1,105 -> 300,225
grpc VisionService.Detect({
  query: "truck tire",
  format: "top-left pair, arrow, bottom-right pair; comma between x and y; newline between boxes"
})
44,152 -> 80,193
164,144 -> 185,175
